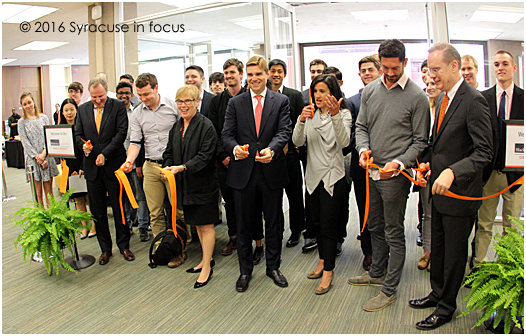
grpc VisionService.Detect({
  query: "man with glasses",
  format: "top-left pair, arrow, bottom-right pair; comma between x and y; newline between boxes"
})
116,81 -> 150,242
409,43 -> 492,330
349,39 -> 430,312
121,73 -> 183,267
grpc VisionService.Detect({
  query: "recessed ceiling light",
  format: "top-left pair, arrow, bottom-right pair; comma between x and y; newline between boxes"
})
2,59 -> 17,65
351,10 -> 409,22
40,58 -> 80,65
1,4 -> 31,22
14,41 -> 69,51
470,5 -> 524,24
229,15 -> 263,30
3,4 -> 58,23
457,28 -> 503,41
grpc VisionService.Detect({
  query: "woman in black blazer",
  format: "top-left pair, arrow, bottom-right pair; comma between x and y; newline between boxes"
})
163,85 -> 219,289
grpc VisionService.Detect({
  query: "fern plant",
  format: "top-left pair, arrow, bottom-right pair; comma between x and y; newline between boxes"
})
10,189 -> 93,275
460,217 -> 524,333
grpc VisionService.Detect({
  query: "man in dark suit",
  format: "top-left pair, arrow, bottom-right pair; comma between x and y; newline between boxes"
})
409,43 -> 493,330
222,56 -> 292,292
185,65 -> 214,118
345,55 -> 382,270
474,50 -> 524,268
268,59 -> 306,248
75,77 -> 134,265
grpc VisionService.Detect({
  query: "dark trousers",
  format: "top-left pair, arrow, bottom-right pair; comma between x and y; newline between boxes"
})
218,163 -> 237,237
87,169 -> 130,253
429,206 -> 475,318
306,178 -> 347,271
335,180 -> 350,244
300,157 -> 316,239
351,178 -> 372,256
284,152 -> 305,237
234,164 -> 284,275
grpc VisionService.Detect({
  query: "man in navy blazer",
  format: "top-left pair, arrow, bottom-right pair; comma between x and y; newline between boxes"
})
409,43 -> 493,330
222,56 -> 292,292
185,65 -> 214,117
75,77 -> 134,265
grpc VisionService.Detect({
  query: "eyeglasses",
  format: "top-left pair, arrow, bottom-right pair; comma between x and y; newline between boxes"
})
175,99 -> 195,105
429,62 -> 451,74
116,91 -> 132,95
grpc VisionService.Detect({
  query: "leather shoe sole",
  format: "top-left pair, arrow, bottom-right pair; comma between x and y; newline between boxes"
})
236,275 -> 251,292
266,270 -> 288,287
409,297 -> 438,309
415,314 -> 452,330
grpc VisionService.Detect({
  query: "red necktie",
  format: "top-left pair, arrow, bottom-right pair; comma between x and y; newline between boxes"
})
436,93 -> 449,133
255,95 -> 263,136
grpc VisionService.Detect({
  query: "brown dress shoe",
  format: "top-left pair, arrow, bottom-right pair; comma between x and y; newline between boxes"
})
418,255 -> 430,270
221,238 -> 237,256
99,251 -> 112,265
120,249 -> 135,261
168,255 -> 185,268
362,255 -> 372,270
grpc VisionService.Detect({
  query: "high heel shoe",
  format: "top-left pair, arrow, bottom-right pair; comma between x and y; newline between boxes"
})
194,268 -> 213,288
315,271 -> 334,295
186,259 -> 215,273
307,270 -> 323,279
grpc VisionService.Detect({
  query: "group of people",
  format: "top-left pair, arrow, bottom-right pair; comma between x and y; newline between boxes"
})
13,38 -> 523,331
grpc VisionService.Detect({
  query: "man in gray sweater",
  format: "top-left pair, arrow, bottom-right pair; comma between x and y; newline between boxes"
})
349,39 -> 430,312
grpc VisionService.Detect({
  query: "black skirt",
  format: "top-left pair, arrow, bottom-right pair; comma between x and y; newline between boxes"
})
183,202 -> 219,226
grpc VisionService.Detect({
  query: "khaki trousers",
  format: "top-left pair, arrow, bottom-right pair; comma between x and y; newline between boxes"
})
475,170 -> 524,265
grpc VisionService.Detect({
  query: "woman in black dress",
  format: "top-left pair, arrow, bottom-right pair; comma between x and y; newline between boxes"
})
163,85 -> 219,288
59,98 -> 96,239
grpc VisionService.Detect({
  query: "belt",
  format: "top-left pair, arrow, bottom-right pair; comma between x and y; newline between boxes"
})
146,158 -> 163,164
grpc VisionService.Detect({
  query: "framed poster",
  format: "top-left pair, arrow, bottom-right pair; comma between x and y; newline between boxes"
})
43,125 -> 76,158
502,120 -> 524,172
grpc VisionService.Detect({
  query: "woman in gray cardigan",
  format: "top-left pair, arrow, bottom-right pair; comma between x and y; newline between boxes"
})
292,74 -> 352,295
163,85 -> 219,289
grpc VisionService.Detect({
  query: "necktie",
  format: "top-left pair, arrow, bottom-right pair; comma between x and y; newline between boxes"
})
498,91 -> 506,134
255,95 -> 263,136
436,92 -> 449,133
96,107 -> 102,133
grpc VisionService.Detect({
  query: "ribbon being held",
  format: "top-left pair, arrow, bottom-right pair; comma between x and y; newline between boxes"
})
114,168 -> 139,226
155,166 -> 178,236
59,159 -> 69,193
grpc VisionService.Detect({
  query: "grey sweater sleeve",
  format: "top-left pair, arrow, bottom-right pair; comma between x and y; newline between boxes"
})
396,91 -> 430,168
355,89 -> 369,153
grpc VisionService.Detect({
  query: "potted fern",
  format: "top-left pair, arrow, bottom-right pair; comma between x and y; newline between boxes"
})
11,189 -> 93,275
461,217 -> 524,333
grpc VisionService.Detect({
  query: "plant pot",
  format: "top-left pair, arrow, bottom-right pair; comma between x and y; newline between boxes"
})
483,311 -> 524,334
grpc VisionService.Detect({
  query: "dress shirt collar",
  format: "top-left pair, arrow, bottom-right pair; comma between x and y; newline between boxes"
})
380,71 -> 409,90
141,94 -> 167,112
276,84 -> 284,93
496,82 -> 514,99
446,77 -> 464,102
250,87 -> 267,100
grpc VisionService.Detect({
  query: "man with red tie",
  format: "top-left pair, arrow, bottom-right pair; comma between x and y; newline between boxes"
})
222,56 -> 292,292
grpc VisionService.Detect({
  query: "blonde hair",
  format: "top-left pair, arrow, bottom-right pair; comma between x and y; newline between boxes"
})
246,56 -> 268,72
176,85 -> 200,101
461,55 -> 478,69
20,92 -> 40,119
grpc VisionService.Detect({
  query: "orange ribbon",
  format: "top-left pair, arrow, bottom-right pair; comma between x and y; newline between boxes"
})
155,166 -> 178,236
79,137 -> 93,151
361,152 -> 524,233
59,159 -> 69,193
115,169 -> 139,226
309,87 -> 314,118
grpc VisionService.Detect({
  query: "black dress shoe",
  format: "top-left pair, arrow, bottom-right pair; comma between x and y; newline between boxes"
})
186,259 -> 215,273
253,246 -> 264,265
194,269 -> 213,288
415,313 -> 452,330
409,296 -> 438,309
266,269 -> 288,287
286,234 -> 300,248
236,274 -> 251,292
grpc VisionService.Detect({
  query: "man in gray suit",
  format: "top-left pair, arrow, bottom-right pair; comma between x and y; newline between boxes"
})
409,43 -> 493,330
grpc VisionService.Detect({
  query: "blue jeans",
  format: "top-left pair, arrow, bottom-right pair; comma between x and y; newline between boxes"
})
124,169 -> 149,229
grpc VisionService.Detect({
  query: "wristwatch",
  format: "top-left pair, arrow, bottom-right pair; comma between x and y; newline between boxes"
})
269,147 -> 275,158
182,164 -> 187,171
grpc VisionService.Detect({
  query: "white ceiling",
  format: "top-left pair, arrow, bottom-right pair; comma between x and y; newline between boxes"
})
2,1 -> 524,67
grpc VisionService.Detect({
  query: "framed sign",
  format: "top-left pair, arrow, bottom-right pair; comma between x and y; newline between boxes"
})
502,120 -> 524,172
44,125 -> 76,158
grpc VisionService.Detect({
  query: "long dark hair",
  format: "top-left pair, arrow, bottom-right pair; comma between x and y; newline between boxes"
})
310,74 -> 349,110
59,98 -> 78,124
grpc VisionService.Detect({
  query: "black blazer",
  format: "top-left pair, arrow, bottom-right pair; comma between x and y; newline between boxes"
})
281,86 -> 304,154
346,90 -> 366,180
481,84 -> 524,191
75,98 -> 128,182
425,80 -> 493,216
199,90 -> 214,118
163,112 -> 219,205
222,89 -> 292,190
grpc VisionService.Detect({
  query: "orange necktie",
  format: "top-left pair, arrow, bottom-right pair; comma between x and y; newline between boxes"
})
96,107 -> 102,133
255,95 -> 263,136
436,93 -> 449,133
